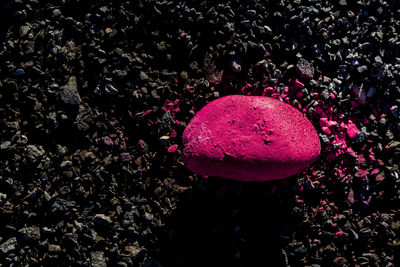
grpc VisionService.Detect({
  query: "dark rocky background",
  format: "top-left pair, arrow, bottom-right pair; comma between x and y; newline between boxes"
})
0,0 -> 400,266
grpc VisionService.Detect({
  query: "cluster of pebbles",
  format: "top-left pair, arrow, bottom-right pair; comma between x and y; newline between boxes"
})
0,0 -> 400,266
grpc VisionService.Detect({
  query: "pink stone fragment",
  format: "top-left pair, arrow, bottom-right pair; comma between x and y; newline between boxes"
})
143,109 -> 152,116
182,95 -> 321,182
355,169 -> 368,177
103,136 -> 114,146
335,230 -> 344,237
294,79 -> 304,89
168,144 -> 178,153
370,168 -> 379,175
347,119 -> 360,139
319,118 -> 338,128
170,130 -> 177,138
321,126 -> 331,134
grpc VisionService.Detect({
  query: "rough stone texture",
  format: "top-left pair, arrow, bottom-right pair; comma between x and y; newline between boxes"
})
0,237 -> 17,255
296,58 -> 314,80
59,76 -> 81,105
182,95 -> 320,182
91,251 -> 107,267
18,226 -> 41,241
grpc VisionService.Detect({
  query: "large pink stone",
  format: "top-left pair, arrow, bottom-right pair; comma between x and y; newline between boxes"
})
182,95 -> 320,182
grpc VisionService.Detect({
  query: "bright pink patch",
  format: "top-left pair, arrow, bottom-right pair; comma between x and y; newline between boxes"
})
182,95 -> 321,182
370,168 -> 379,175
143,109 -> 152,116
335,230 -> 344,237
186,85 -> 195,93
346,147 -> 356,157
321,127 -> 331,134
168,144 -> 178,153
355,169 -> 368,177
294,79 -> 304,89
347,120 -> 360,139
170,130 -> 177,138
319,118 -> 337,128
103,136 -> 114,146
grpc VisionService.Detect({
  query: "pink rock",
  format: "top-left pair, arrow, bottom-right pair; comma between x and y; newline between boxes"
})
168,144 -> 178,153
182,95 -> 321,182
294,79 -> 304,89
319,118 -> 337,128
346,119 -> 360,139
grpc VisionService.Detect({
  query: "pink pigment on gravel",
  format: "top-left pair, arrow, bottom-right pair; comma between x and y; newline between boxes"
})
182,95 -> 321,182
346,119 -> 360,139
168,144 -> 178,153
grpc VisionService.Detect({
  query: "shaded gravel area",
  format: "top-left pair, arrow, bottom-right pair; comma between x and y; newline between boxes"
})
1,0 -> 400,266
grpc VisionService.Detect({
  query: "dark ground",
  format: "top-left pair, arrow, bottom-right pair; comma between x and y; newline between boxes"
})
1,0 -> 400,266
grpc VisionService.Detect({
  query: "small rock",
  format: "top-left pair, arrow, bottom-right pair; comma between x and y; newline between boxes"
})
48,244 -> 61,253
52,9 -> 61,17
294,246 -> 307,256
264,25 -> 272,35
0,193 -> 7,205
13,69 -> 25,77
322,89 -> 330,100
144,212 -> 154,221
93,214 -> 112,226
17,135 -> 28,144
120,153 -> 132,162
26,145 -> 45,162
18,226 -> 41,241
167,144 -> 178,153
121,243 -> 143,258
60,160 -> 73,169
296,58 -> 314,80
357,65 -> 368,73
375,56 -> 383,64
140,71 -> 149,81
0,237 -> 17,255
51,198 -> 76,212
102,136 -> 114,146
104,84 -> 118,95
19,25 -> 30,37
231,60 -> 241,73
0,141 -> 11,150
59,76 -> 81,105
91,251 -> 107,267
334,257 -> 348,265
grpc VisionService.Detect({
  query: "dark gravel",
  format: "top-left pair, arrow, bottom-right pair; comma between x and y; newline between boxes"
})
1,0 -> 400,266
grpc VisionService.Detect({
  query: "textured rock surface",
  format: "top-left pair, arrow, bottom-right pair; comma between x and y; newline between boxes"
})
59,76 -> 81,105
182,95 -> 320,181
296,58 -> 314,80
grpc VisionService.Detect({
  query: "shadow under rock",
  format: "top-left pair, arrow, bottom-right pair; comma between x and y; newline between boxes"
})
151,175 -> 298,267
